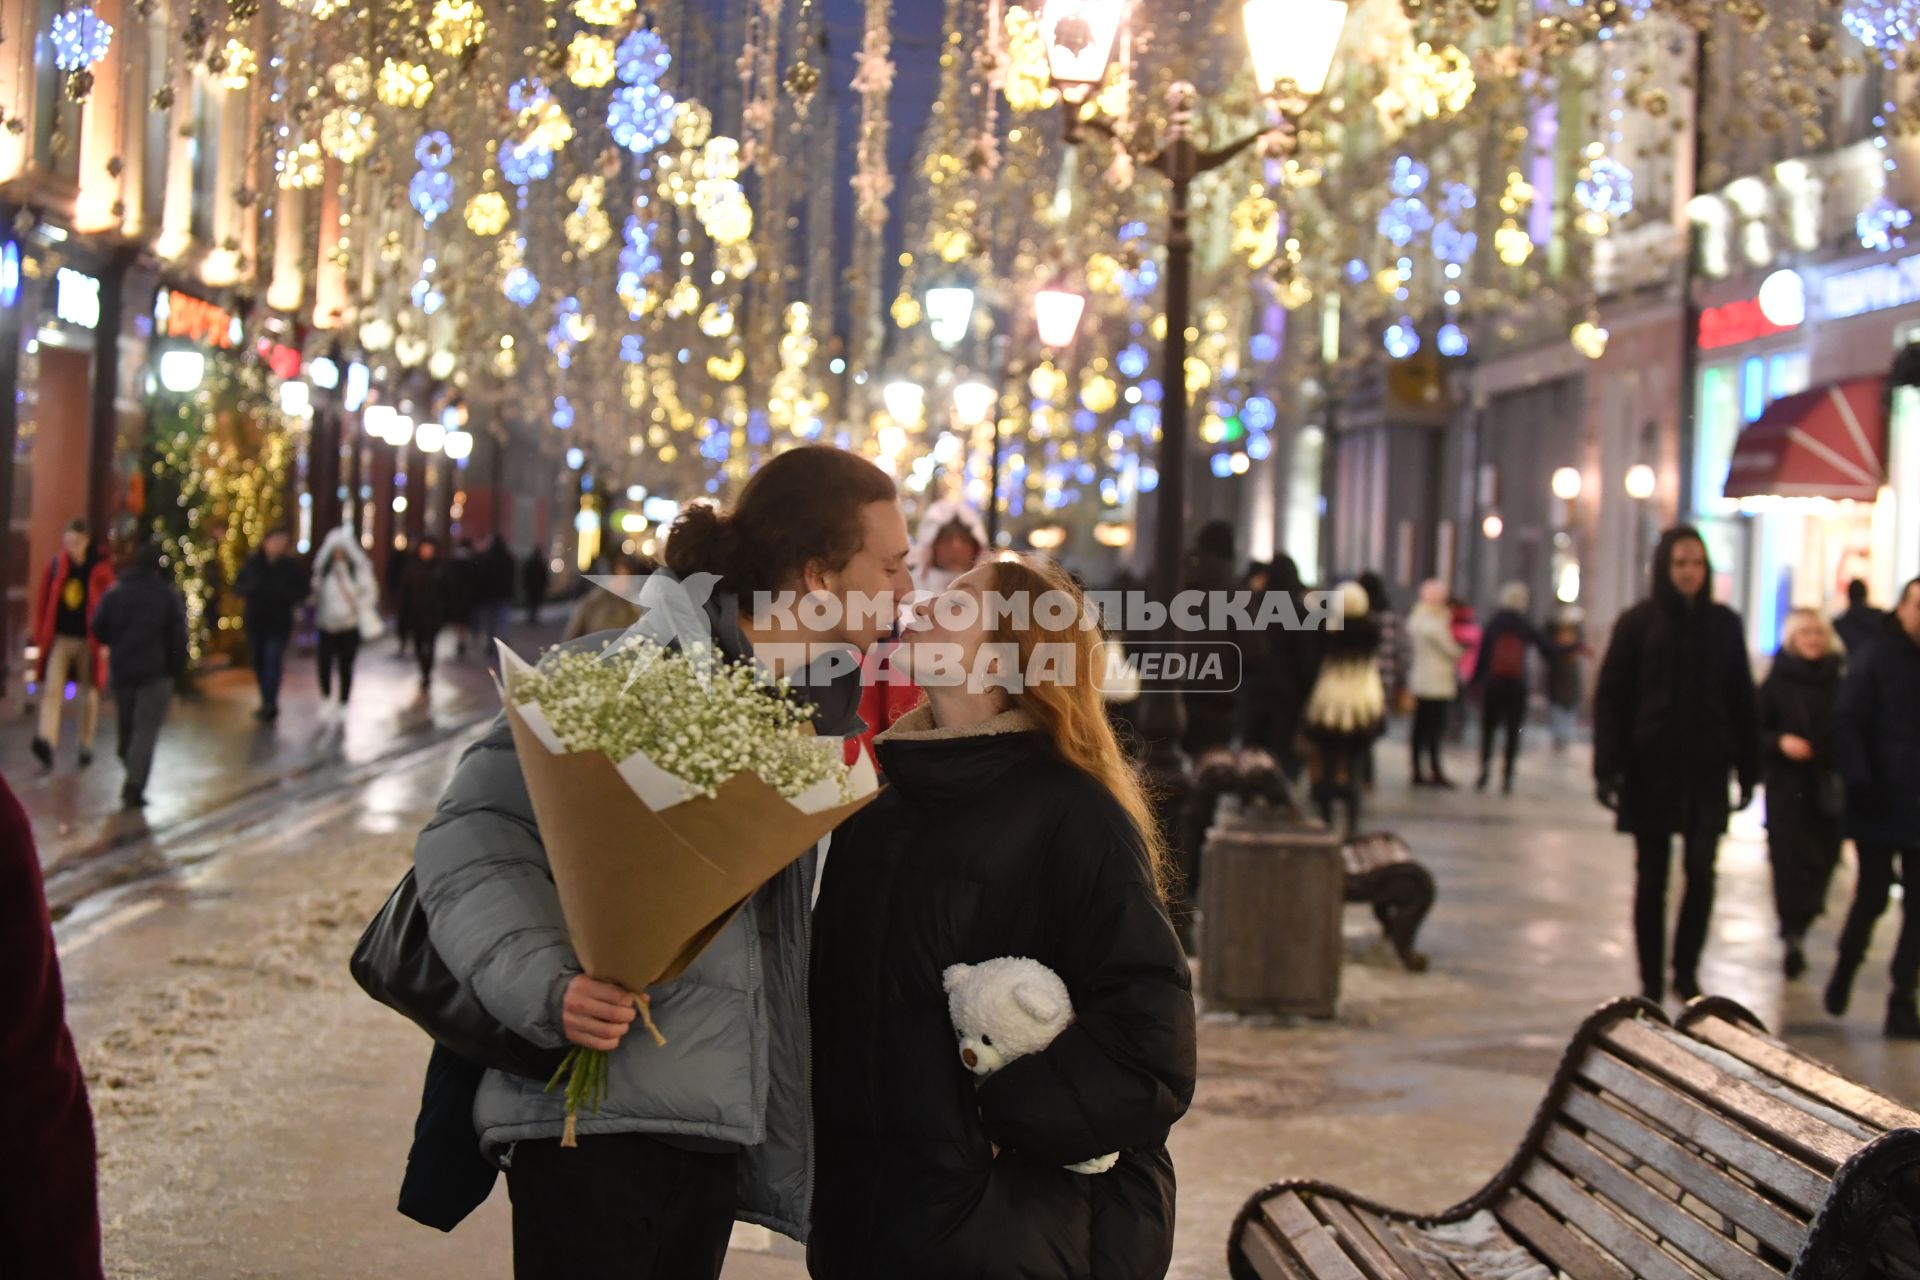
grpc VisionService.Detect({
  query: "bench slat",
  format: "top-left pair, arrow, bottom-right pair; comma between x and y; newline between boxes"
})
1542,1124 -> 1779,1280
1578,1051 -> 1830,1214
1520,1158 -> 1704,1280
1312,1198 -> 1416,1280
1560,1087 -> 1807,1258
1242,1217 -> 1313,1280
1267,1192 -> 1373,1280
1494,1189 -> 1630,1280
1683,1016 -> 1920,1135
1601,1021 -> 1860,1169
1352,1207 -> 1461,1280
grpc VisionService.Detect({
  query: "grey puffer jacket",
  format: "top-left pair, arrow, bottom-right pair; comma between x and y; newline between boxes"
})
411,586 -> 862,1239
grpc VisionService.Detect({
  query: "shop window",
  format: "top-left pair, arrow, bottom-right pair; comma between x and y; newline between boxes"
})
1741,357 -> 1767,423
1696,364 -> 1742,514
1767,351 -> 1811,400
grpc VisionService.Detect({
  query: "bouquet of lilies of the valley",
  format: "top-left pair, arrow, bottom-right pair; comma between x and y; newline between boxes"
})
498,635 -> 878,1144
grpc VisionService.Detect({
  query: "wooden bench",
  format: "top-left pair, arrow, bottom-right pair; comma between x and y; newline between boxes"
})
1229,996 -> 1920,1280
1342,833 -> 1435,973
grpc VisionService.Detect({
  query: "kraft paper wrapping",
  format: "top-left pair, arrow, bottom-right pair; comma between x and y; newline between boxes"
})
498,646 -> 878,995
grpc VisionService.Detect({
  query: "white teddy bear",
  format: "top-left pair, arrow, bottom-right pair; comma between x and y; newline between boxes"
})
942,956 -> 1119,1175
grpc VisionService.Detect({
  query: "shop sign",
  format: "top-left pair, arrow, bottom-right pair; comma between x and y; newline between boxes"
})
54,268 -> 101,329
155,288 -> 239,348
1819,254 -> 1920,321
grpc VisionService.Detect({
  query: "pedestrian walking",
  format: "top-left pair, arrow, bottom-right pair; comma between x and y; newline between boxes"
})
385,541 -> 413,656
1593,527 -> 1757,1003
1303,580 -> 1387,835
473,534 -> 516,651
1239,554 -> 1316,777
561,552 -> 646,641
1545,610 -> 1588,752
1833,578 -> 1886,660
1406,578 -> 1463,788
88,541 -> 187,808
30,519 -> 116,769
808,555 -> 1194,1279
1756,608 -> 1846,981
234,529 -> 309,722
0,773 -> 103,1278
312,525 -> 377,715
522,547 -> 550,626
408,446 -> 910,1277
397,536 -> 449,692
1471,582 -> 1557,794
1824,577 -> 1920,1036
911,510 -> 985,595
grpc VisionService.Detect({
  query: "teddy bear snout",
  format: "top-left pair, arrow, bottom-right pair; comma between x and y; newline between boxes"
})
961,1048 -> 978,1069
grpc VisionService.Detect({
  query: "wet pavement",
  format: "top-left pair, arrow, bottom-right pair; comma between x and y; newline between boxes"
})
52,725 -> 1920,1279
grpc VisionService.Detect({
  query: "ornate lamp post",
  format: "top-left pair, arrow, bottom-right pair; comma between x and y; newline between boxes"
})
1039,0 -> 1348,606
982,281 -> 1087,547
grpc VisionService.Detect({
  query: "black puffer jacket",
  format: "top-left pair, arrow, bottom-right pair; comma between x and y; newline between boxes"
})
1593,529 -> 1757,838
1756,651 -> 1843,843
809,706 -> 1196,1280
1833,617 -> 1920,849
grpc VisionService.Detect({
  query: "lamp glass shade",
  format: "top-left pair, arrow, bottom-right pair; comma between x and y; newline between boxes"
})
390,414 -> 416,448
1551,466 -> 1583,501
415,421 -> 447,454
279,379 -> 311,418
362,403 -> 396,442
444,430 -> 475,461
951,380 -> 997,428
925,287 -> 976,347
1033,287 -> 1087,350
1039,0 -> 1124,88
1244,0 -> 1348,98
1624,464 -> 1657,500
157,349 -> 206,393
882,381 -> 926,425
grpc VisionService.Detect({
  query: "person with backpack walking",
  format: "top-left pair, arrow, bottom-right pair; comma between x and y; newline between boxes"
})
1593,528 -> 1757,1003
1470,582 -> 1557,794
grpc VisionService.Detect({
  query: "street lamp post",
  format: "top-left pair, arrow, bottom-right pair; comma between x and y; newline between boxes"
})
1042,0 -> 1348,607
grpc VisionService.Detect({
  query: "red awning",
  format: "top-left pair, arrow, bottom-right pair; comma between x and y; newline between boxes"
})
1723,378 -> 1888,502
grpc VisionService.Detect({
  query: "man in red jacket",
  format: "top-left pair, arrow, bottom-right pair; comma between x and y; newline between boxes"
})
0,775 -> 104,1277
32,519 -> 117,769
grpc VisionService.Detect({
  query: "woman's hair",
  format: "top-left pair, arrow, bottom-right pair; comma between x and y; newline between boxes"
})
982,555 -> 1171,897
664,446 -> 896,597
1498,581 -> 1531,612
1782,606 -> 1841,657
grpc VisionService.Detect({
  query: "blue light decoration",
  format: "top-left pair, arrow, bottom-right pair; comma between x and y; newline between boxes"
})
548,297 -> 584,369
617,214 -> 662,314
409,169 -> 453,225
500,137 -> 555,185
746,411 -> 772,447
502,243 -> 540,308
1116,343 -> 1149,378
1379,197 -> 1433,247
1118,255 -> 1161,303
1383,317 -> 1421,360
1389,156 -> 1430,198
609,83 -> 675,156
1242,395 -> 1277,432
1248,434 -> 1274,462
553,396 -> 576,430
508,77 -> 550,114
1139,378 -> 1163,404
1575,156 -> 1635,219
1842,2 -> 1920,63
1249,332 -> 1280,363
1858,194 -> 1913,252
0,240 -> 19,309
566,447 -> 585,469
616,28 -> 673,85
50,6 -> 113,70
1119,220 -> 1149,241
619,333 -> 646,363
1210,453 -> 1236,478
699,427 -> 730,462
1443,183 -> 1477,220
1437,322 -> 1470,358
409,277 -> 445,315
1073,409 -> 1098,434
1432,220 -> 1477,265
1137,466 -> 1159,493
1129,404 -> 1160,435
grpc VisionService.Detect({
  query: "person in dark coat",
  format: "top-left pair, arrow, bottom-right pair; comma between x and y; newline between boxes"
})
1239,555 -> 1316,778
1825,577 -> 1920,1036
0,773 -> 104,1278
1756,608 -> 1846,981
89,541 -> 189,808
521,546 -> 551,625
385,541 -> 413,654
1471,581 -> 1559,794
1179,519 -> 1239,760
472,534 -> 516,650
1593,526 -> 1757,1003
233,529 -> 310,722
397,537 -> 449,691
1833,578 -> 1887,661
810,555 -> 1196,1280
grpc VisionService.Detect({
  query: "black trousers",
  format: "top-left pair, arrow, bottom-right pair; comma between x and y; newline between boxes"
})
1479,682 -> 1527,784
1634,831 -> 1719,995
504,1133 -> 737,1280
1410,697 -> 1451,780
316,628 -> 362,702
1835,845 -> 1920,993
1768,828 -> 1843,940
412,626 -> 440,683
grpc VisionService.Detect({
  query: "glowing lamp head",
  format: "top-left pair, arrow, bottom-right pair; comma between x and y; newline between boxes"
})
882,381 -> 926,426
1551,466 -> 1583,501
1038,0 -> 1125,96
443,430 -> 474,461
1624,464 -> 1657,501
1481,513 -> 1505,540
951,380 -> 998,428
157,348 -> 206,393
925,287 -> 976,348
1244,0 -> 1348,101
1757,268 -> 1807,328
1033,286 -> 1087,350
415,420 -> 447,454
363,403 -> 396,442
389,414 -> 416,448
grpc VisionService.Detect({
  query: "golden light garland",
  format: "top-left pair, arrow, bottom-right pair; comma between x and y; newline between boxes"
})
217,40 -> 257,91
573,0 -> 636,25
566,33 -> 617,88
464,190 -> 509,237
377,58 -> 435,109
427,0 -> 487,55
